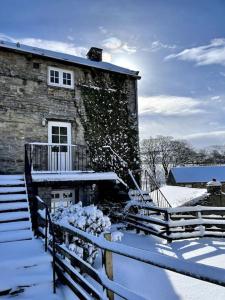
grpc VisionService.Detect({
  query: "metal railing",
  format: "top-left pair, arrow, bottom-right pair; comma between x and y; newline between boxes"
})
143,170 -> 171,208
36,196 -> 56,293
25,143 -> 91,173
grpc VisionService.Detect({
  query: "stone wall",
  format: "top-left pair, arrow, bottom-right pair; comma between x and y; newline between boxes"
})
0,48 -> 139,174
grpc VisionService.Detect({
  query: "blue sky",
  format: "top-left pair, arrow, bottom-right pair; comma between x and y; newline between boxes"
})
1,0 -> 225,148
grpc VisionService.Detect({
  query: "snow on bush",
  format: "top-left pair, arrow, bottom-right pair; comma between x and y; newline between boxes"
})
52,202 -> 111,264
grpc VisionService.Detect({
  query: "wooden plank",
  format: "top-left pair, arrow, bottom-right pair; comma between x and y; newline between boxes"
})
104,233 -> 114,300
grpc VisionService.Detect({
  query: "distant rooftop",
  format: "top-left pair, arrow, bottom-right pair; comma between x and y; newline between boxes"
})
170,165 -> 225,183
0,40 -> 140,78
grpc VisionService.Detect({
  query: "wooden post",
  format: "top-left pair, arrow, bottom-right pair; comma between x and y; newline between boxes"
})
104,233 -> 114,300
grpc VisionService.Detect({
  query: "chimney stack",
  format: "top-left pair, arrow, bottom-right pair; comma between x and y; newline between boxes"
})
87,47 -> 103,62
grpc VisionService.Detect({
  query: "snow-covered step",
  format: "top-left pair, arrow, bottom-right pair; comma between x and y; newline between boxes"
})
0,194 -> 27,202
0,202 -> 28,212
0,187 -> 26,194
0,240 -> 52,269
0,175 -> 24,180
0,229 -> 32,243
0,180 -> 25,186
0,211 -> 30,223
0,221 -> 30,232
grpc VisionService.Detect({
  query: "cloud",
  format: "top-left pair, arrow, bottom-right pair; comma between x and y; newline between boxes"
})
99,26 -> 108,34
0,33 -> 88,58
139,95 -> 204,116
138,94 -> 225,148
185,131 -> 225,148
165,38 -> 225,66
102,37 -> 122,50
211,95 -> 220,101
102,37 -> 136,54
143,40 -> 176,52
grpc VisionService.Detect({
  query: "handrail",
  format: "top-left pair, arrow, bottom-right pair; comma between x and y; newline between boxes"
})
55,221 -> 225,288
144,170 -> 171,208
102,145 -> 146,202
36,196 -> 56,294
29,142 -> 87,147
36,202 -> 145,299
35,195 -> 225,297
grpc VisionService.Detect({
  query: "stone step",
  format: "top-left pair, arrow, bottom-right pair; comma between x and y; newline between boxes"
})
0,175 -> 24,180
0,221 -> 31,232
0,211 -> 30,223
0,180 -> 25,187
0,229 -> 33,243
0,194 -> 27,202
0,202 -> 28,213
0,187 -> 26,194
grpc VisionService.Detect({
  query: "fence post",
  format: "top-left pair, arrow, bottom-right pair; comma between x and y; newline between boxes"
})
165,211 -> 172,243
45,209 -> 48,252
104,233 -> 114,300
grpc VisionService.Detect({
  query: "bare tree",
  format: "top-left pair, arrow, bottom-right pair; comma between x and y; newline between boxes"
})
141,138 -> 160,178
141,136 -> 197,182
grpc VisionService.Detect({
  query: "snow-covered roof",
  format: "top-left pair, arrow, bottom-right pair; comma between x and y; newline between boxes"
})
170,166 -> 225,183
151,185 -> 207,207
32,171 -> 120,183
0,40 -> 140,78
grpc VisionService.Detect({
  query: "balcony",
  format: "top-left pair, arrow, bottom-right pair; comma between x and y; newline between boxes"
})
25,143 -> 91,174
25,143 -> 124,184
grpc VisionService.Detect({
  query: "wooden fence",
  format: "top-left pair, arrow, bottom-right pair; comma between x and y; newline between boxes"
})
124,203 -> 225,242
35,196 -> 225,300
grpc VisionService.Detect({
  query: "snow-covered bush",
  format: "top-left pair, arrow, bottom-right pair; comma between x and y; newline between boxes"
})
52,202 -> 111,264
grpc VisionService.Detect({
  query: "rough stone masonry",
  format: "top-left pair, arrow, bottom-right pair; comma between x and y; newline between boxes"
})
0,44 -> 140,174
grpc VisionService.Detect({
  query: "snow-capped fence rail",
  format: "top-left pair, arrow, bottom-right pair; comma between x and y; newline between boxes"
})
124,203 -> 225,241
36,196 -> 145,300
34,196 -> 225,300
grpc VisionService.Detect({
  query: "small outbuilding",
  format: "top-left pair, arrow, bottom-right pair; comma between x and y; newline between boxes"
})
167,166 -> 225,191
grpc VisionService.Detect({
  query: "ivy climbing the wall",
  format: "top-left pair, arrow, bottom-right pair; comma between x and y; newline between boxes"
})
78,72 -> 140,185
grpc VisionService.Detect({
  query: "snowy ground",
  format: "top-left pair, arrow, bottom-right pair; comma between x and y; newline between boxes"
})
113,231 -> 225,300
0,239 -> 68,300
151,185 -> 208,207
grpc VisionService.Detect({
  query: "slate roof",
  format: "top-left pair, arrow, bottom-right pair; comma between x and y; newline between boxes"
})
0,40 -> 140,78
170,166 -> 225,183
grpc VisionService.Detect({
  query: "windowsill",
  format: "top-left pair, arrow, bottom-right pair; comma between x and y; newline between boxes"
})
47,83 -> 74,90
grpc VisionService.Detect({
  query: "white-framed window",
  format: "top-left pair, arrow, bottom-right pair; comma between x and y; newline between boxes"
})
48,67 -> 74,89
51,189 -> 75,213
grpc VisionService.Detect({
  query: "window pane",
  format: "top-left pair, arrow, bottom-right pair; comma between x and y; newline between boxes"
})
50,70 -> 54,76
60,135 -> 67,143
52,126 -> 59,134
52,135 -> 59,143
55,77 -> 59,84
63,79 -> 67,85
67,73 -> 71,79
67,79 -> 71,85
60,127 -> 67,135
60,145 -> 67,152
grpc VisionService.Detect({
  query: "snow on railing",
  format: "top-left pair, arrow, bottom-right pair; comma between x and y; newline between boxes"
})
56,221 -> 225,288
35,196 -> 225,299
123,203 -> 225,241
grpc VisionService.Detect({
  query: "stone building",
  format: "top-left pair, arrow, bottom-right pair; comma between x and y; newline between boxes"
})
0,40 -> 141,210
